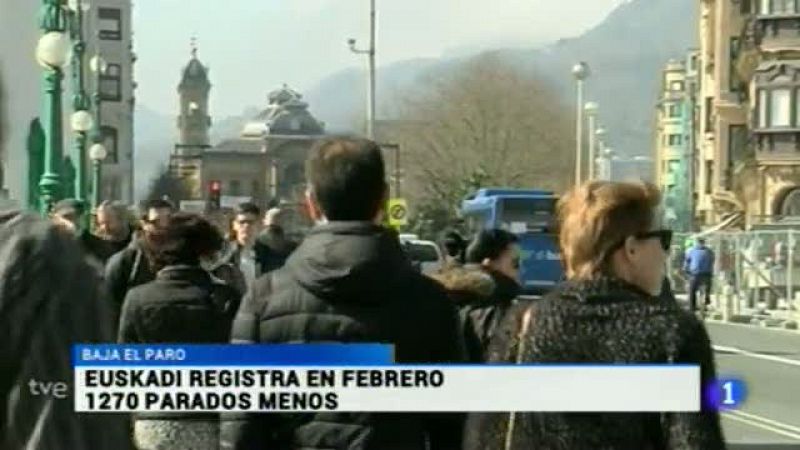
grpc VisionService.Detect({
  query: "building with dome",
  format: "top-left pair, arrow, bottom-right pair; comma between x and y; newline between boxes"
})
169,47 -> 326,209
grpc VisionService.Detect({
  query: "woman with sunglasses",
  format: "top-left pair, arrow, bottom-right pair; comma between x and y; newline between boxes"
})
465,181 -> 725,450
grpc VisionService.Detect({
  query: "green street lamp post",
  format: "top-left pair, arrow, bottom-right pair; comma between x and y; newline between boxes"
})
90,53 -> 107,146
89,142 -> 107,209
67,0 -> 92,202
36,0 -> 71,215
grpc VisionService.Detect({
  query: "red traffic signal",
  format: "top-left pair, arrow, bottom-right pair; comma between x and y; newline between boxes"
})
210,180 -> 221,192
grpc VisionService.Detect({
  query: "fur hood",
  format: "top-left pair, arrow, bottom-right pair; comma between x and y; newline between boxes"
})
431,265 -> 495,306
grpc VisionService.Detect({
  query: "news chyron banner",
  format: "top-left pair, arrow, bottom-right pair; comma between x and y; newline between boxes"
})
74,344 -> 701,413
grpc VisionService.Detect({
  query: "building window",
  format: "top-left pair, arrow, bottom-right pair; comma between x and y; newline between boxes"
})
728,125 -> 748,189
705,161 -> 714,195
730,37 -> 741,92
251,180 -> 260,197
668,104 -> 681,118
229,180 -> 242,196
770,88 -> 792,127
668,134 -> 683,146
98,8 -> 122,41
705,97 -> 714,132
100,126 -> 118,164
761,0 -> 799,13
742,0 -> 752,13
100,63 -> 121,102
758,89 -> 769,128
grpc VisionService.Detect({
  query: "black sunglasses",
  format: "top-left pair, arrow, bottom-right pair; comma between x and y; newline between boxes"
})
610,229 -> 673,253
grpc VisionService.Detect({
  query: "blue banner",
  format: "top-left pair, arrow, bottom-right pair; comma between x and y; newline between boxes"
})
73,344 -> 394,367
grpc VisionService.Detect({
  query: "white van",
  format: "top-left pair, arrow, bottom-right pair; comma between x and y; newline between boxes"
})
400,238 -> 444,275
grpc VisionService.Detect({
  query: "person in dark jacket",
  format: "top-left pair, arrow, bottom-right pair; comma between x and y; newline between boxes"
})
433,229 -> 521,362
95,200 -> 133,256
221,137 -> 466,450
441,230 -> 467,267
104,199 -> 174,319
0,73 -> 131,450
119,212 -> 241,450
51,198 -> 115,267
256,206 -> 298,274
465,180 -> 725,450
216,202 -> 272,294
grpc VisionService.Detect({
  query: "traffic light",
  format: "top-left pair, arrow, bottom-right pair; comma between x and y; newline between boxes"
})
209,180 -> 221,210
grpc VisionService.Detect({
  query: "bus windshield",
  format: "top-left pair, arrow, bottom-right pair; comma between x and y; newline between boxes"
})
498,198 -> 555,232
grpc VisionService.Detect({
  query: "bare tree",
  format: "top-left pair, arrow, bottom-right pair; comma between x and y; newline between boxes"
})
146,165 -> 191,204
386,54 -> 575,232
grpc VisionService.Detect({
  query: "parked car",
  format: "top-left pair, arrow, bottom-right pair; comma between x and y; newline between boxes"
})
400,238 -> 443,275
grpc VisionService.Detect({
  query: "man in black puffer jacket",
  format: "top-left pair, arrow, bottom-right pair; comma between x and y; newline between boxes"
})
221,137 -> 466,450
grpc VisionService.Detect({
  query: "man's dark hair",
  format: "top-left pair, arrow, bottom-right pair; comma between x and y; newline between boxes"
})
143,212 -> 223,270
305,137 -> 386,221
465,229 -> 518,264
235,202 -> 261,217
442,231 -> 466,259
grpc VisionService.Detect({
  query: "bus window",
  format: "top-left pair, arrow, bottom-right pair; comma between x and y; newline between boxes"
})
498,198 -> 555,232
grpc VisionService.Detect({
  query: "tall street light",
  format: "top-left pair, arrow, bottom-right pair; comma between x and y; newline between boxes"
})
584,102 -> 599,180
90,53 -> 107,146
572,62 -> 590,188
348,0 -> 377,140
68,0 -> 91,202
36,0 -> 71,215
593,126 -> 607,180
89,142 -> 107,209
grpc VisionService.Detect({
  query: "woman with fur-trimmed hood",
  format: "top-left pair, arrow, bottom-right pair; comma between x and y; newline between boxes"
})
432,229 -> 521,362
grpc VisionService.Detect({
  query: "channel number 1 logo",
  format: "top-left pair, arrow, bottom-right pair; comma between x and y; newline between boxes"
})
717,379 -> 746,410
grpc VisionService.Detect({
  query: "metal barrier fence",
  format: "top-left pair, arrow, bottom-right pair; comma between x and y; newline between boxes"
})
668,231 -> 800,316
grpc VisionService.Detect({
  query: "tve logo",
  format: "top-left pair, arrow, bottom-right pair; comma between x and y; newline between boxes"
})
707,378 -> 747,410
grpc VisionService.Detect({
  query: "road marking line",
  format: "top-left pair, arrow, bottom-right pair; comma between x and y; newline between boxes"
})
708,320 -> 800,336
729,410 -> 800,434
723,412 -> 800,441
712,345 -> 800,367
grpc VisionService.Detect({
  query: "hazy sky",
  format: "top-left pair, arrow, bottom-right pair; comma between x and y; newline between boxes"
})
134,0 -> 624,117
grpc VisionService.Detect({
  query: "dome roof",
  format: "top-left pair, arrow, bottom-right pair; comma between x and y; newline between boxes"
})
241,85 -> 324,137
179,41 -> 210,88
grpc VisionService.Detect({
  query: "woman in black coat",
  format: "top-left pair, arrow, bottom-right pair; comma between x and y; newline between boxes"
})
465,181 -> 725,450
433,229 -> 521,362
118,212 -> 241,450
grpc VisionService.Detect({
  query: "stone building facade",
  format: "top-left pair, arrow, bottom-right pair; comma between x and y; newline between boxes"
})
169,49 -> 325,211
695,0 -> 800,228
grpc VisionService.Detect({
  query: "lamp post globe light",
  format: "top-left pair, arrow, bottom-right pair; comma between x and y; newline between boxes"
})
89,142 -> 107,209
89,53 -> 107,144
572,62 -> 590,187
71,110 -> 94,133
36,0 -> 70,215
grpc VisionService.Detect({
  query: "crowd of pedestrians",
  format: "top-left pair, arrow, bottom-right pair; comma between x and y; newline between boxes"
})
1,71 -> 725,449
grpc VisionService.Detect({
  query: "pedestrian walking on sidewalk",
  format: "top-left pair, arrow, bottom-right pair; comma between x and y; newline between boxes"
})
685,238 -> 716,314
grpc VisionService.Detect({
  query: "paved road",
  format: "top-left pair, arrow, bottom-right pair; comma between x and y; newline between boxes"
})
707,322 -> 800,445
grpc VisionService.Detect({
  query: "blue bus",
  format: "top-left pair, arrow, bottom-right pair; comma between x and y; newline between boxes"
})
460,188 -> 563,295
